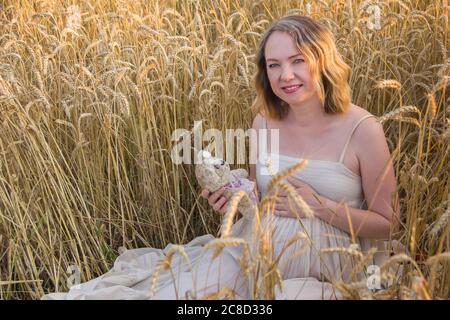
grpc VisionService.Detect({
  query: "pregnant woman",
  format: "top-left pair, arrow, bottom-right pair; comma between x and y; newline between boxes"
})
42,15 -> 400,300
202,14 -> 400,299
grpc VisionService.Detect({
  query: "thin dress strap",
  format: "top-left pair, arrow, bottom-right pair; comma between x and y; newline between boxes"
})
338,114 -> 377,163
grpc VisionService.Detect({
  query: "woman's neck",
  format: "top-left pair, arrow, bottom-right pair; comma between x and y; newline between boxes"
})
285,94 -> 332,128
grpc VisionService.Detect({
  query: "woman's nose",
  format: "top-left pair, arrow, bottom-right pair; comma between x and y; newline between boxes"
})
280,66 -> 294,81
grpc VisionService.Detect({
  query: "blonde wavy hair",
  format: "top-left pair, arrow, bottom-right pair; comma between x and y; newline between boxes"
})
252,15 -> 352,120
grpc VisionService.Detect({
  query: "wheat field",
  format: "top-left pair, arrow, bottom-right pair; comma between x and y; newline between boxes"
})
0,0 -> 448,299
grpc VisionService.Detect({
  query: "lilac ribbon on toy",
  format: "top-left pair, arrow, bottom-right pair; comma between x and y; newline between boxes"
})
223,179 -> 257,204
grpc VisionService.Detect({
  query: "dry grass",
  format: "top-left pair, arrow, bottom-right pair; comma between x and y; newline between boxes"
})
0,0 -> 448,299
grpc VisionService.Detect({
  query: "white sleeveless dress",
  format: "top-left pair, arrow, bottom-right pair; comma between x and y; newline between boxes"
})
42,114 -> 390,300
238,114 -> 394,299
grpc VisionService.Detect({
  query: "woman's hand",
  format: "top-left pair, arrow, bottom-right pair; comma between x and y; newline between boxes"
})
274,176 -> 323,218
200,187 -> 228,215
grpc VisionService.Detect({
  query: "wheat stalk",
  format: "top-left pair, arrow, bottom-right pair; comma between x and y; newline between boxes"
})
276,181 -> 315,218
266,159 -> 307,195
426,252 -> 450,264
219,190 -> 251,238
320,245 -> 364,258
148,245 -> 191,299
203,237 -> 248,260
429,203 -> 450,238
378,105 -> 421,123
426,93 -> 437,119
375,79 -> 402,90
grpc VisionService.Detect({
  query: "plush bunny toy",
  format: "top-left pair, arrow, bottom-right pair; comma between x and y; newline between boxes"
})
195,150 -> 257,221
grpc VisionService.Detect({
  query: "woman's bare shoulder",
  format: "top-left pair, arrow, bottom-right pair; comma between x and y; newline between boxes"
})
339,104 -> 382,151
348,103 -> 376,121
348,104 -> 385,149
331,104 -> 375,132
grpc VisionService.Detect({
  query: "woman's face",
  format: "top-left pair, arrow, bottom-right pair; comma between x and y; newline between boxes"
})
264,31 -> 318,108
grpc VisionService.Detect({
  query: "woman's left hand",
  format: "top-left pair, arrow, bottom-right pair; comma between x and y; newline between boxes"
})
273,176 -> 323,218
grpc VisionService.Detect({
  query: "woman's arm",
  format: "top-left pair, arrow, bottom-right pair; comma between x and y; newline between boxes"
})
314,196 -> 397,239
316,116 -> 401,239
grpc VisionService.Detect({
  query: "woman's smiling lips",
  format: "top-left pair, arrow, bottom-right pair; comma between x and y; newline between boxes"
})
281,84 -> 303,93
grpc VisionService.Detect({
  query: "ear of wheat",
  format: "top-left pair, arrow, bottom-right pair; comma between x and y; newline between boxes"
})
375,79 -> 402,90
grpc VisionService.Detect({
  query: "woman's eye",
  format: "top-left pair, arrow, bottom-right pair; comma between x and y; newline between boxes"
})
268,60 -> 302,68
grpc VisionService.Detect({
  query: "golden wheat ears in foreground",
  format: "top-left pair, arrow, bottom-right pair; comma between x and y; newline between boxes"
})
0,0 -> 448,299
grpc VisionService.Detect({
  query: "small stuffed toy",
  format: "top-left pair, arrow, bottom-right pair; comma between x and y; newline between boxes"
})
195,150 -> 257,220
